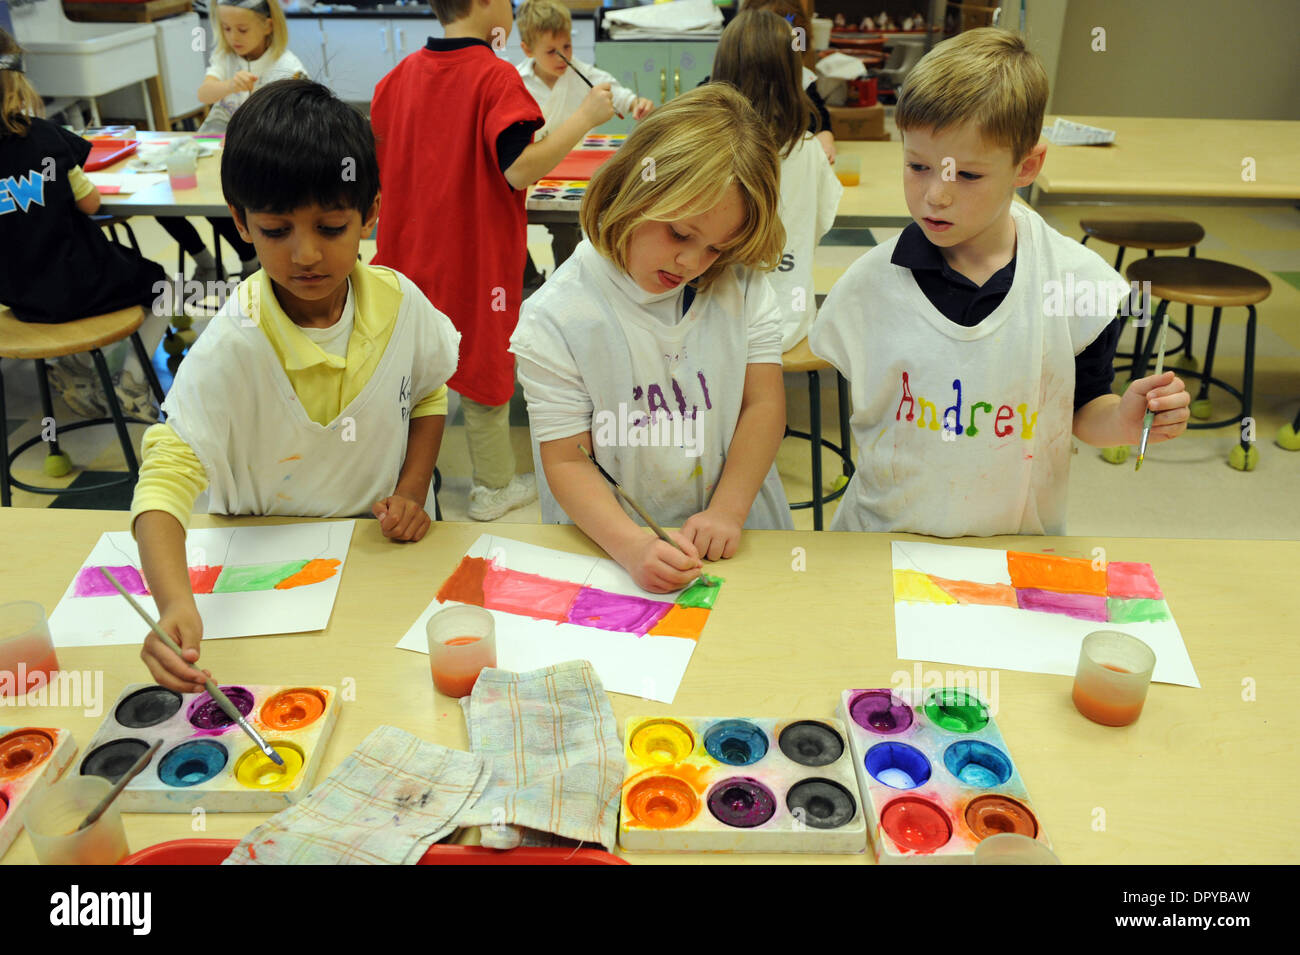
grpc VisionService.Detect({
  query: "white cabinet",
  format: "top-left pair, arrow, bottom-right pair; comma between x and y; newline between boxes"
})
287,17 -> 325,84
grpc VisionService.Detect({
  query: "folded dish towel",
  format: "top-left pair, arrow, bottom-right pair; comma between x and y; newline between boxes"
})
454,660 -> 624,851
223,725 -> 490,865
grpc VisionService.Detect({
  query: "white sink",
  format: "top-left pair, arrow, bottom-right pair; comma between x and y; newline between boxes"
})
12,8 -> 159,99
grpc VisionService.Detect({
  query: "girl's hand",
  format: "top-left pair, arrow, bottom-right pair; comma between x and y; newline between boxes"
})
229,71 -> 257,95
141,601 -> 209,693
620,532 -> 701,594
373,494 -> 431,542
1121,370 -> 1190,444
633,97 -> 654,120
683,507 -> 742,561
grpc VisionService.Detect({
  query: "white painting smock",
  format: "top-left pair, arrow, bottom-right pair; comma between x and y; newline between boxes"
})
771,133 -> 842,350
518,56 -> 638,140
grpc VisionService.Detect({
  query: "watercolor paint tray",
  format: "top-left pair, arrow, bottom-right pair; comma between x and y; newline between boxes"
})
838,687 -> 1050,863
79,684 -> 339,812
0,726 -> 78,858
121,838 -> 628,865
618,716 -> 867,853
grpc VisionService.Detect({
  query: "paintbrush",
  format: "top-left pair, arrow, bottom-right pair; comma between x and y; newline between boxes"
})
75,739 -> 162,832
557,52 -> 624,120
1135,316 -> 1172,471
577,444 -> 716,588
98,567 -> 285,766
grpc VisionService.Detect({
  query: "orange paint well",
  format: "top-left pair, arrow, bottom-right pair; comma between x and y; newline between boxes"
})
435,556 -> 488,606
624,775 -> 701,829
930,577 -> 1019,608
275,558 -> 341,590
648,605 -> 710,640
1006,551 -> 1107,596
0,729 -> 54,781
965,795 -> 1038,839
260,688 -> 327,730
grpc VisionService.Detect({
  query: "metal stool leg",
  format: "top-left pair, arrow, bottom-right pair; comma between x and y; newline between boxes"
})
1132,300 -> 1168,380
1195,308 -> 1223,404
130,331 -> 167,404
89,348 -> 140,477
836,371 -> 852,478
433,466 -> 443,522
1113,246 -> 1126,270
1241,306 -> 1257,453
808,369 -> 823,531
34,360 -> 63,458
0,363 -> 10,506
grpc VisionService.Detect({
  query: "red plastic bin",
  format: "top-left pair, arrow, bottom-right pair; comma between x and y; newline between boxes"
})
121,838 -> 628,865
83,139 -> 139,171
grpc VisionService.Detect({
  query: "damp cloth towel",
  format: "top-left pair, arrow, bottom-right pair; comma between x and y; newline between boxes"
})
223,725 -> 490,865
454,660 -> 624,851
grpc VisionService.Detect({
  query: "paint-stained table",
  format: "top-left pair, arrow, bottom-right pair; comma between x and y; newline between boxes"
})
0,510 -> 1292,864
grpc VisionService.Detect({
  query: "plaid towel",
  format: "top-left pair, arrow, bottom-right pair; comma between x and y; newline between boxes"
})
223,725 -> 490,865
455,661 -> 624,851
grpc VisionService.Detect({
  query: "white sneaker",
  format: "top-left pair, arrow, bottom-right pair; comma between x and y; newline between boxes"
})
468,473 -> 538,522
112,370 -> 159,423
47,356 -> 108,419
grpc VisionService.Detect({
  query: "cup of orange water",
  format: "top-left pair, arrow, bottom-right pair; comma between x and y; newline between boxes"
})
25,776 -> 130,865
0,601 -> 59,698
835,153 -> 861,187
1071,630 -> 1156,727
426,605 -> 496,698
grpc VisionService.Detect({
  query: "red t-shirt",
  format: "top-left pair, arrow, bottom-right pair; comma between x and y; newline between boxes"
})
371,42 -> 542,406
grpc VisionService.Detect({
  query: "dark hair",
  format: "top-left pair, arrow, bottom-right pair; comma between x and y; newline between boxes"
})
221,79 -> 379,217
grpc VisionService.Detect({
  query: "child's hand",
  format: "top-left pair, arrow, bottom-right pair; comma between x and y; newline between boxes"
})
1121,370 -> 1190,444
373,494 -> 431,542
816,129 -> 837,165
142,602 -> 208,693
683,507 -> 743,561
580,82 -> 616,126
622,533 -> 702,593
632,97 -> 654,120
229,71 -> 257,95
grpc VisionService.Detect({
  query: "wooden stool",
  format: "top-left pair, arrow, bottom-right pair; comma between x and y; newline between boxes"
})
782,337 -> 854,530
93,214 -> 142,254
0,305 -> 166,506
1080,216 -> 1205,370
1125,257 -> 1271,471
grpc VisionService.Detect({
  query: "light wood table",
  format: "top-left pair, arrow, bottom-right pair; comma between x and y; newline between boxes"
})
1,509 -> 1292,864
1034,115 -> 1300,204
95,132 -> 227,218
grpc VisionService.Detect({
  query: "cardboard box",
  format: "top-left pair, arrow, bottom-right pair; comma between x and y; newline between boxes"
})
829,104 -> 888,141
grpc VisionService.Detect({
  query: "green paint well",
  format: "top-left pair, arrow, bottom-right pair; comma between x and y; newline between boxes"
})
923,689 -> 989,732
213,560 -> 308,593
1108,597 -> 1171,624
677,575 -> 724,609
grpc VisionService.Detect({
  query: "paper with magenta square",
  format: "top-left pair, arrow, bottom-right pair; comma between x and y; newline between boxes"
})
78,683 -> 339,812
619,715 -> 866,853
839,687 -> 1051,864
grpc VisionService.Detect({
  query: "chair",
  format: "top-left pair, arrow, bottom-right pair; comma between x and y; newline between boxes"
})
1080,216 -> 1205,371
0,305 -> 165,506
782,337 -> 854,530
1125,256 -> 1271,471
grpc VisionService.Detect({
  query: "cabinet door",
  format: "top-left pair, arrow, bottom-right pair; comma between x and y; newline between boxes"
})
388,19 -> 418,64
288,18 -> 326,85
320,19 -> 394,103
593,41 -> 666,135
670,42 -> 715,100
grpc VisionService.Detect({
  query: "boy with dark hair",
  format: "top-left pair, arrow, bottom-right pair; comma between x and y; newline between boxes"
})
371,0 -> 612,521
132,79 -> 460,692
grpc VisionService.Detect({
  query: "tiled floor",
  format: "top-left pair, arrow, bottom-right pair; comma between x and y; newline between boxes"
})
5,131 -> 1299,541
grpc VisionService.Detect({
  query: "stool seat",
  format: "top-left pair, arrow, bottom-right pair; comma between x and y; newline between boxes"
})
782,337 -> 832,374
1126,258 -> 1271,308
1079,217 -> 1205,250
0,306 -> 146,361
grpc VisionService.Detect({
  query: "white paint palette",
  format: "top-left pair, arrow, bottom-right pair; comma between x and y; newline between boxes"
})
618,716 -> 866,853
838,687 -> 1051,863
79,684 -> 339,812
0,726 -> 77,858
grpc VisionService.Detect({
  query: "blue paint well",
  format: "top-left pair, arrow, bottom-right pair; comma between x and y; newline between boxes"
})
943,740 -> 1013,788
158,740 -> 228,787
704,720 -> 769,766
865,741 -> 932,790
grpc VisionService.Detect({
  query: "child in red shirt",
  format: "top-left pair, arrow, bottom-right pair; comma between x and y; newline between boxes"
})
371,0 -> 613,520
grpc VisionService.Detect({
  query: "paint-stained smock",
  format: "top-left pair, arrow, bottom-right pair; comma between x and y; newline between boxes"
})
510,239 -> 794,531
810,202 -> 1119,536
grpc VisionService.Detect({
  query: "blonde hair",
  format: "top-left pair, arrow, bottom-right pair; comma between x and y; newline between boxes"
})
214,0 -> 288,62
580,83 -> 785,292
896,27 -> 1048,163
712,9 -> 817,157
0,30 -> 44,138
517,0 -> 571,47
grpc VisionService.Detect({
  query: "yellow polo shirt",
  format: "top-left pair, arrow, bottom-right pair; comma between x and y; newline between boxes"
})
130,266 -> 447,532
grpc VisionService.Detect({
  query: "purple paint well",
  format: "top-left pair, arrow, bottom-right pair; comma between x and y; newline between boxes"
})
566,587 -> 673,636
849,690 -> 914,735
75,565 -> 148,597
706,777 -> 777,828
1017,588 -> 1108,622
186,686 -> 254,729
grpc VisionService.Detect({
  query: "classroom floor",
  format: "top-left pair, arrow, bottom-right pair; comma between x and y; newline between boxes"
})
4,144 -> 1299,541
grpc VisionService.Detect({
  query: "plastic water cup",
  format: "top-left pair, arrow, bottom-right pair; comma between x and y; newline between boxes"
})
836,153 -> 861,186
25,776 -> 129,865
973,833 -> 1061,865
166,151 -> 198,191
0,601 -> 59,698
1072,630 -> 1156,727
426,605 -> 496,699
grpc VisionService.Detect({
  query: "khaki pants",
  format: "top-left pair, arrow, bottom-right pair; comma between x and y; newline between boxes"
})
460,395 -> 515,490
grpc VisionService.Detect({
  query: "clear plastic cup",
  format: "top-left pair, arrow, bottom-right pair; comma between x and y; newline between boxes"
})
973,833 -> 1062,865
835,153 -> 861,187
0,601 -> 59,698
25,776 -> 129,865
166,151 -> 198,190
1072,630 -> 1156,727
426,605 -> 496,699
